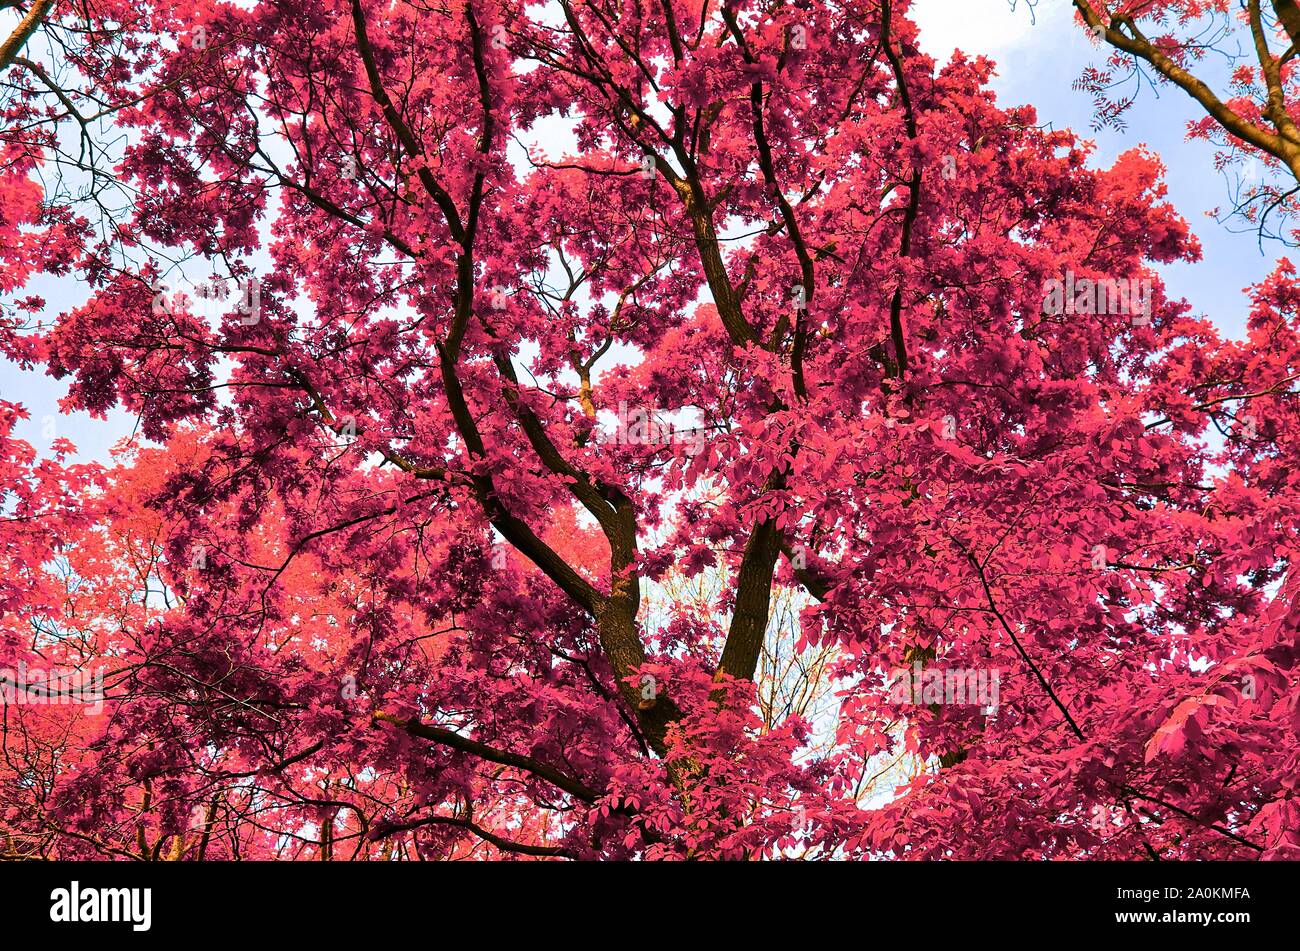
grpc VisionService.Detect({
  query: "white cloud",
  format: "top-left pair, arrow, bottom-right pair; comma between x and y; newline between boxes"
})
910,0 -> 1063,64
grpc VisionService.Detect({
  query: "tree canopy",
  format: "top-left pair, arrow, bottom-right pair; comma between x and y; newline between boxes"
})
1,0 -> 1298,860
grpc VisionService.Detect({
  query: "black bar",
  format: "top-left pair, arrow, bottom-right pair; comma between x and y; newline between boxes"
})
0,859 -> 1286,940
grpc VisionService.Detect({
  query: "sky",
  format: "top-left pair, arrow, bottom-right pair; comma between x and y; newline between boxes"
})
911,0 -> 1280,335
1,0 -> 1285,465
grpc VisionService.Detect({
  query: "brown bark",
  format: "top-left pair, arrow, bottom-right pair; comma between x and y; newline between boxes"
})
0,0 -> 54,70
1273,0 -> 1300,48
1075,0 -> 1300,181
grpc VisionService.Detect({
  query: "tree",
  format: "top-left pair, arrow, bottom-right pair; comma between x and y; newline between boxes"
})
1072,0 -> 1300,237
1,0 -> 1297,859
